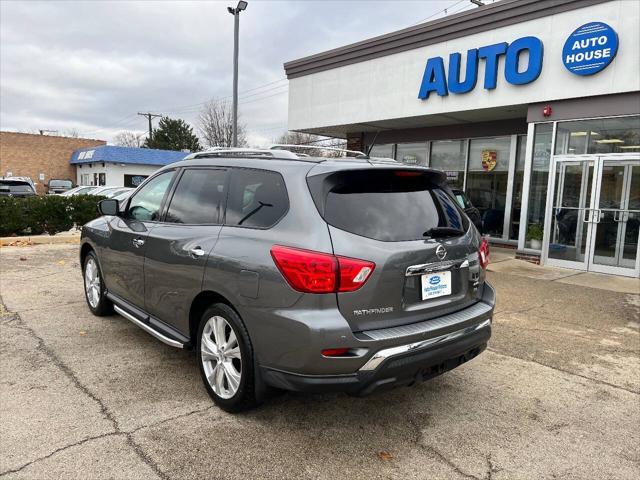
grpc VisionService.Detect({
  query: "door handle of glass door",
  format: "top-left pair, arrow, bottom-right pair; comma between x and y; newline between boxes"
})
582,209 -> 590,223
593,209 -> 602,224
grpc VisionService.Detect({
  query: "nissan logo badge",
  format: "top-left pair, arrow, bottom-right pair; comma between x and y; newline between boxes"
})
436,244 -> 447,261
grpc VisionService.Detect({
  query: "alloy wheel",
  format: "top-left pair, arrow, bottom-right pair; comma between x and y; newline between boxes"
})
84,257 -> 101,308
201,316 -> 242,399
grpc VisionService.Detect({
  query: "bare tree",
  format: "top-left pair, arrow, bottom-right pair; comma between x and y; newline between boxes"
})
63,128 -> 80,138
198,101 -> 247,148
114,131 -> 145,148
275,131 -> 346,157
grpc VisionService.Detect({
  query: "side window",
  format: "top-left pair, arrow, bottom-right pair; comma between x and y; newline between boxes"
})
165,169 -> 227,224
225,169 -> 288,228
126,171 -> 174,221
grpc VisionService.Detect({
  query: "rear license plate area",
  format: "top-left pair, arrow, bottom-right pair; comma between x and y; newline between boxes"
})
421,271 -> 451,300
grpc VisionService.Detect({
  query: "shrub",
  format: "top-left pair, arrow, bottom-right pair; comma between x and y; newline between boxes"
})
0,197 -> 29,236
69,195 -> 106,228
0,195 -> 106,237
26,195 -> 74,235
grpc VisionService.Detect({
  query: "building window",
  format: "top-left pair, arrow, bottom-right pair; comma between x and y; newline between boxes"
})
396,142 -> 427,166
368,144 -> 394,159
98,173 -> 106,186
525,123 -> 553,249
555,116 -> 640,155
430,140 -> 466,189
509,135 -> 527,240
124,174 -> 149,188
466,136 -> 511,237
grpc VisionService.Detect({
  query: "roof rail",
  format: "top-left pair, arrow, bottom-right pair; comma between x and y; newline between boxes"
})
269,144 -> 367,158
186,147 -> 299,160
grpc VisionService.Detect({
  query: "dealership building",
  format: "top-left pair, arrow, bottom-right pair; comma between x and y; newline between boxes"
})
284,0 -> 639,278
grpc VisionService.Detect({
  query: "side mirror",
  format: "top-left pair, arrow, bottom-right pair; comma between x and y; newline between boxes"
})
98,198 -> 119,216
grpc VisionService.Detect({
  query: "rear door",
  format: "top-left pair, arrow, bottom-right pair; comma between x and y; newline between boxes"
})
143,167 -> 227,336
308,167 -> 481,333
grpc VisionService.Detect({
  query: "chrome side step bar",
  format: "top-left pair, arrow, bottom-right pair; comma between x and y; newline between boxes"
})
114,305 -> 185,349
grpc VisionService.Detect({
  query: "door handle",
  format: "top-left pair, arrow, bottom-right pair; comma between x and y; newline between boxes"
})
582,209 -> 591,223
132,238 -> 145,248
593,209 -> 601,224
613,210 -> 626,222
190,247 -> 206,258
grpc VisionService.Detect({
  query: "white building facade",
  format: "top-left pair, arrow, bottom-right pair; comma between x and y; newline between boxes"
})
285,0 -> 640,277
71,146 -> 187,188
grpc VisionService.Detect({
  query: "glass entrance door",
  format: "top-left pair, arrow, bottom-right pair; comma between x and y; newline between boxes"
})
545,158 -> 596,270
589,158 -> 640,277
545,156 -> 640,277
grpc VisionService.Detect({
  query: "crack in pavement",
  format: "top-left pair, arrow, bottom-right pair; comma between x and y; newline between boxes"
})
0,405 -> 219,478
406,418 -> 485,480
499,325 -> 638,353
0,298 -> 170,480
0,432 -> 120,477
3,301 -> 86,314
487,348 -> 639,395
492,303 -> 545,317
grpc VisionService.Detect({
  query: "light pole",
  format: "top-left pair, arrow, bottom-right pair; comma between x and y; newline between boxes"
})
227,1 -> 248,147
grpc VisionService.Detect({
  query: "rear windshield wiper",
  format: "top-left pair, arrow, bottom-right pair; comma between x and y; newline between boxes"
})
423,227 -> 464,238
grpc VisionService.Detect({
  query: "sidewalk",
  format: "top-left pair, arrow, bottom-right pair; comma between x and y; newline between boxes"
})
489,247 -> 639,295
0,230 -> 80,247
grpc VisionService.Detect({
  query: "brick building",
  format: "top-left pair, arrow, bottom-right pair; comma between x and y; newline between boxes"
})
0,132 -> 106,194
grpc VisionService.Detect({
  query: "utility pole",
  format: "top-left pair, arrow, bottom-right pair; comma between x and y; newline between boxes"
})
137,112 -> 162,144
227,1 -> 248,147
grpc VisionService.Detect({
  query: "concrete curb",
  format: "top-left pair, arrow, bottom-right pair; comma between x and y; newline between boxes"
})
0,235 -> 80,247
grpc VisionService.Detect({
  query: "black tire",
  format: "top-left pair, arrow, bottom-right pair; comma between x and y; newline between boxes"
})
197,303 -> 258,413
82,251 -> 113,316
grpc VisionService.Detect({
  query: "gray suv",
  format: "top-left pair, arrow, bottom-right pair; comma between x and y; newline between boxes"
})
80,149 -> 494,412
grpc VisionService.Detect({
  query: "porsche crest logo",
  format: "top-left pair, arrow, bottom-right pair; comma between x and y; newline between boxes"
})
481,150 -> 497,172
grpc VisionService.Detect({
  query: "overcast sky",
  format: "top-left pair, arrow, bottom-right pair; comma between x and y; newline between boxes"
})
1,0 -> 480,146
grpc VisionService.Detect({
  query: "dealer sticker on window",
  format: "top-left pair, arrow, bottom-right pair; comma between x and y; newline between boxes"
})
421,271 -> 452,300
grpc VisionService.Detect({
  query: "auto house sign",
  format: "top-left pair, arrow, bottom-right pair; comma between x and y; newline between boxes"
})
562,22 -> 619,75
418,21 -> 619,99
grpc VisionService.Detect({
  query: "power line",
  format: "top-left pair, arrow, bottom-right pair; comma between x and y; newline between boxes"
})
410,0 -> 467,26
145,77 -> 288,114
137,112 -> 162,142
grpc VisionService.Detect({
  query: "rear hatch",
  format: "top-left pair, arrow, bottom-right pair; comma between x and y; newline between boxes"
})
307,167 -> 481,333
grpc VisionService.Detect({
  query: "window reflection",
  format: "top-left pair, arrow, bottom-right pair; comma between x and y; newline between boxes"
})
555,116 -> 640,154
430,140 -> 466,189
466,136 -> 511,237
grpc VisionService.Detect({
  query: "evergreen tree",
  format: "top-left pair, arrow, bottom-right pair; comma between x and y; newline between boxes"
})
144,117 -> 201,151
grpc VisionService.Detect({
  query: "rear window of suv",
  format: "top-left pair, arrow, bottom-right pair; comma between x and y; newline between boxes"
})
0,181 -> 34,194
310,169 -> 469,242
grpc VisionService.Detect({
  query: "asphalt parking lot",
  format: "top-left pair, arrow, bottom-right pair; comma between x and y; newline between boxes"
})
1,244 -> 638,480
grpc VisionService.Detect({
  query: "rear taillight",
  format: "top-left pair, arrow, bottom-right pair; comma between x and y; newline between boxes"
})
270,245 -> 375,294
337,257 -> 375,292
478,238 -> 490,269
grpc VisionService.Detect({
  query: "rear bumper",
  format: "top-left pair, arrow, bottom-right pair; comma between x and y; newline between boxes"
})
261,316 -> 491,395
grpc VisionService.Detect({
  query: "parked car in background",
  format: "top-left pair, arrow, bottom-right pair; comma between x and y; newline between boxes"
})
103,188 -> 133,199
60,186 -> 98,196
89,186 -> 132,198
80,148 -> 494,412
47,179 -> 74,194
111,189 -> 134,202
0,177 -> 37,197
452,189 -> 483,234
